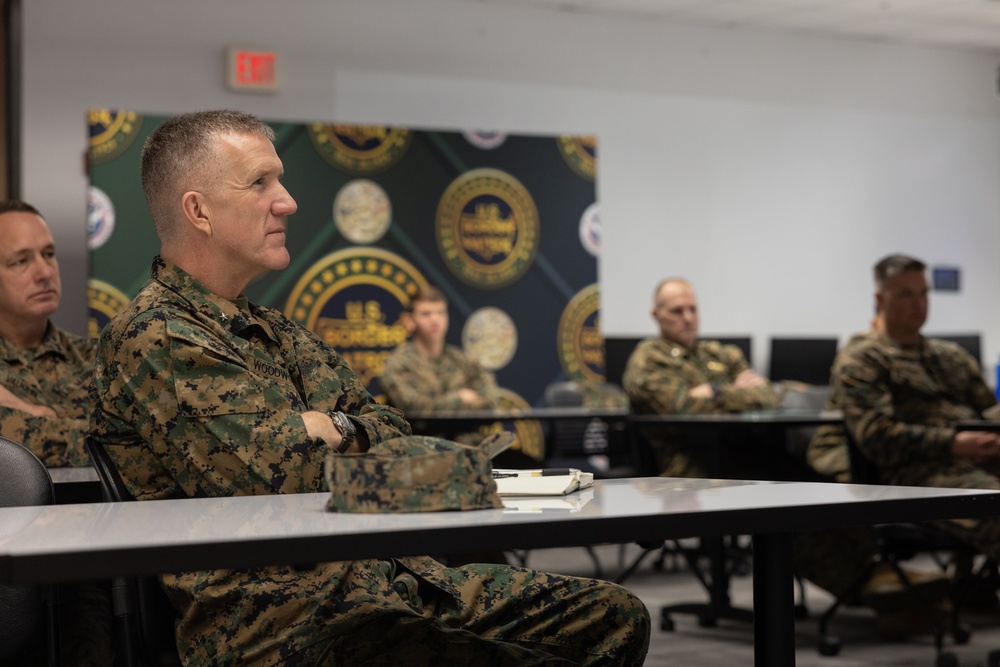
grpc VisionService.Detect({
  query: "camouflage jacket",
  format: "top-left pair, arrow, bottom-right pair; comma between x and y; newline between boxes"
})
91,257 -> 476,666
622,337 -> 779,415
0,323 -> 94,466
831,331 -> 997,486
380,341 -> 500,412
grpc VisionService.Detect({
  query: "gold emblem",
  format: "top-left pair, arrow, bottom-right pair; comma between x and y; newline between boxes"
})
707,361 -> 726,372
284,248 -> 427,398
333,179 -> 392,245
88,279 -> 131,340
308,124 -> 411,174
557,284 -> 603,383
474,388 -> 545,460
88,108 -> 142,165
436,168 -> 539,289
462,307 -> 518,372
556,135 -> 597,181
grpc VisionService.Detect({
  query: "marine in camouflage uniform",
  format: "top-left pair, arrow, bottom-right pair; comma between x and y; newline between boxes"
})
91,110 -> 648,667
833,331 -> 1000,557
622,337 -> 780,477
0,324 -> 94,466
381,341 -> 500,413
93,257 -> 648,666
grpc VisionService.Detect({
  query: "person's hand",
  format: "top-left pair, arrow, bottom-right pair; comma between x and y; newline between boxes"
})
458,388 -> 485,407
0,384 -> 56,417
732,369 -> 768,389
951,430 -> 1000,464
688,383 -> 714,399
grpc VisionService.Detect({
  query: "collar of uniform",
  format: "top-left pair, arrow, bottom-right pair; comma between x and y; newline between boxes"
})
873,330 -> 925,355
150,255 -> 279,345
0,321 -> 64,364
656,337 -> 697,359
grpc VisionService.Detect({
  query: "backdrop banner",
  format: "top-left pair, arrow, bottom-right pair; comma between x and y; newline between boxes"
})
88,109 -> 604,459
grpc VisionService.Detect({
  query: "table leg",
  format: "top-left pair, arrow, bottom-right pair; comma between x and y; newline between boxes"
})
752,532 -> 795,667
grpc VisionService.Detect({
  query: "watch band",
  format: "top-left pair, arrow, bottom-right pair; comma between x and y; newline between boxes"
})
331,411 -> 356,454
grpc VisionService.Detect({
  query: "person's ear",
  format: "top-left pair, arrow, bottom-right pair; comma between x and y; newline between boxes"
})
181,191 -> 213,237
401,312 -> 415,334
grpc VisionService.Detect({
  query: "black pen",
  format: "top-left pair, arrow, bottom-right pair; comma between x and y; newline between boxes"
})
492,468 -> 579,478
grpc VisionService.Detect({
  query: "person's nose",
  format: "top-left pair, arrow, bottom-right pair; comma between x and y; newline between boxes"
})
32,256 -> 56,283
274,185 -> 298,216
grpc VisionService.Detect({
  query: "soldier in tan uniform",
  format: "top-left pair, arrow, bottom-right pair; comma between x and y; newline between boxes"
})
831,255 -> 1000,561
622,277 -> 781,478
380,285 -> 500,413
0,200 -> 93,467
91,110 -> 649,666
0,200 -> 111,666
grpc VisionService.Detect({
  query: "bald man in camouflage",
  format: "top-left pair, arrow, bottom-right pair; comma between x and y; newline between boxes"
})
90,110 -> 649,667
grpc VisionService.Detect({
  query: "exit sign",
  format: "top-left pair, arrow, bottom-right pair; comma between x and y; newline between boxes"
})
227,47 -> 280,93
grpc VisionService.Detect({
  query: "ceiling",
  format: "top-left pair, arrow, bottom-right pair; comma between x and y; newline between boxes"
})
455,0 -> 1000,53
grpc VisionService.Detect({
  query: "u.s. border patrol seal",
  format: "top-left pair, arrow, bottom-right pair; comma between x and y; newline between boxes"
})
284,248 -> 426,398
557,284 -> 604,383
88,108 -> 142,165
557,135 -> 597,181
308,124 -> 412,174
88,279 -> 131,340
333,179 -> 392,245
87,186 -> 116,250
436,168 -> 539,289
462,306 -> 517,371
463,130 -> 507,150
474,388 -> 544,460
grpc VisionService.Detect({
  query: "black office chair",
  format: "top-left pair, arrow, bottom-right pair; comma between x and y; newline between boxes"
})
85,437 -> 182,667
0,435 -> 59,667
816,430 -> 996,666
768,337 -> 839,386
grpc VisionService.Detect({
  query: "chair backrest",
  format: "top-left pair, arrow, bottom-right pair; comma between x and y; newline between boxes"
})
842,428 -> 882,485
545,381 -> 585,408
0,436 -> 56,664
603,337 -> 644,387
85,438 -> 182,667
768,337 -> 839,386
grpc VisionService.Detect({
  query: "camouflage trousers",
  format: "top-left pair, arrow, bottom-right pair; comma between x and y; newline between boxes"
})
286,561 -> 650,666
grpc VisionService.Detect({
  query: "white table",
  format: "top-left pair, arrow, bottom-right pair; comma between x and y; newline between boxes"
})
1,477 -> 997,666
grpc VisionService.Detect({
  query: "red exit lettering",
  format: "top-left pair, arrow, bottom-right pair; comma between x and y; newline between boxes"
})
235,51 -> 275,86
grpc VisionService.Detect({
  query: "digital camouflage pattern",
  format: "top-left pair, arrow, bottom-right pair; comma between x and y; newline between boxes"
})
325,435 -> 504,512
831,332 -> 998,487
381,341 -> 501,412
0,323 -> 94,466
622,337 -> 779,477
91,257 -> 649,666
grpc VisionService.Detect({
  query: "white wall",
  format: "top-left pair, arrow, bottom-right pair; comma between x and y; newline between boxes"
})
22,0 -> 1000,375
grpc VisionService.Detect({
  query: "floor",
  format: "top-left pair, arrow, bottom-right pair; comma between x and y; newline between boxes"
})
522,542 -> 1000,667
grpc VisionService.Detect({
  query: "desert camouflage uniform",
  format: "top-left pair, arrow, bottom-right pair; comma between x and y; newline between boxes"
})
91,257 -> 649,667
806,332 -> 873,482
0,324 -> 93,466
381,341 -> 500,412
622,337 -> 780,477
832,332 -> 1000,560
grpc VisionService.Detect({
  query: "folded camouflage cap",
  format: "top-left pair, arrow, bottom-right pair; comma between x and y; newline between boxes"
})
325,434 -> 508,513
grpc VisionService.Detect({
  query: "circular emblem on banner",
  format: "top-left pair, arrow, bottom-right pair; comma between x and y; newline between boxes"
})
88,279 -> 131,340
557,284 -> 604,383
307,124 -> 411,174
475,388 -> 544,460
333,179 -> 392,245
462,307 -> 517,371
578,202 -> 601,257
436,168 -> 539,289
557,135 -> 597,181
285,248 -> 427,398
463,129 -> 507,150
88,108 -> 142,165
87,186 -> 116,250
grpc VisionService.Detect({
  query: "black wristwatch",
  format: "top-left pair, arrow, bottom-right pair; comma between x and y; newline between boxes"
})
331,411 -> 356,454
